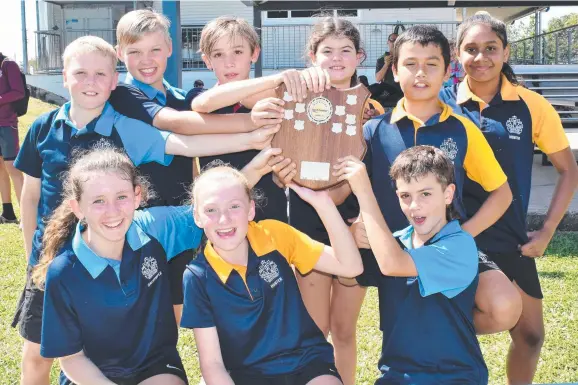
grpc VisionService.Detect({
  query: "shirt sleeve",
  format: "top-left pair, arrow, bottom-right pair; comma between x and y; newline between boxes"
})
113,114 -> 174,166
409,231 -> 478,298
108,84 -> 162,125
519,88 -> 570,154
458,115 -> 508,191
180,265 -> 215,329
40,265 -> 83,358
260,220 -> 325,275
362,120 -> 375,179
14,117 -> 44,177
0,60 -> 25,105
375,56 -> 385,73
133,206 -> 202,261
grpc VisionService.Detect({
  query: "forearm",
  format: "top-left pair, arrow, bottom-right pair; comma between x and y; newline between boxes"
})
192,74 -> 280,113
240,165 -> 263,189
153,109 -> 254,135
357,190 -> 413,276
20,194 -> 39,262
60,354 -> 115,385
201,362 -> 235,385
166,132 -> 252,158
542,165 -> 578,233
315,199 -> 362,276
375,65 -> 388,83
462,182 -> 512,237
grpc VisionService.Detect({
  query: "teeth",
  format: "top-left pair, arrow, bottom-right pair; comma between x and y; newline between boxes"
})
104,220 -> 122,228
84,91 -> 97,96
140,68 -> 155,74
216,228 -> 235,235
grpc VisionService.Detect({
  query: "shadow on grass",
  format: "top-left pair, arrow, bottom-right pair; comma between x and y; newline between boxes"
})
539,271 -> 566,279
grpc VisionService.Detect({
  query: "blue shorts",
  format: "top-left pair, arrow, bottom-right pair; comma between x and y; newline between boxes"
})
0,126 -> 19,161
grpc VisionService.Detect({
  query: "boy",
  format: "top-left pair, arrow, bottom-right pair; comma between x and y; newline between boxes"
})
0,52 -> 25,223
335,145 -> 488,384
12,35 -> 277,385
185,16 -> 289,222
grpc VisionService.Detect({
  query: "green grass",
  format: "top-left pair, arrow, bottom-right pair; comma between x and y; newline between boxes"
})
1,99 -> 577,384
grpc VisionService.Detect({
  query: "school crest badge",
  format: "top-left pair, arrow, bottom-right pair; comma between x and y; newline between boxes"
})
506,115 -> 523,139
440,137 -> 458,160
141,256 -> 158,280
272,83 -> 370,190
258,260 -> 280,283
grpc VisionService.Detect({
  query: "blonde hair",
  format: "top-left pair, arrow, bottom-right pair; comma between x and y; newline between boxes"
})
199,16 -> 260,56
62,35 -> 117,71
32,142 -> 153,288
116,9 -> 171,49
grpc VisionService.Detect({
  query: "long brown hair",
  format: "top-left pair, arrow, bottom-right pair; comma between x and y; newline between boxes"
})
306,16 -> 366,87
32,142 -> 153,288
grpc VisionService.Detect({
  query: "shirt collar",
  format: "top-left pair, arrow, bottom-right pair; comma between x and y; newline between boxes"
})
390,97 -> 452,126
72,220 -> 151,279
393,219 -> 462,250
205,221 -> 277,283
456,74 -> 520,107
124,74 -> 185,105
54,102 -> 115,136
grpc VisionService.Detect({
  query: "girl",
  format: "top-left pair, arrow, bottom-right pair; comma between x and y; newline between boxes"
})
34,144 -> 289,385
439,11 -> 578,385
181,165 -> 363,385
188,17 -> 384,384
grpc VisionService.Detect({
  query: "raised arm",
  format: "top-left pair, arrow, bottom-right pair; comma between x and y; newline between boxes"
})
194,327 -> 235,385
153,107 -> 257,135
60,351 -> 116,385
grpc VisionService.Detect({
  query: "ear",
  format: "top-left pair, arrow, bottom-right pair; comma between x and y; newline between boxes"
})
248,200 -> 256,222
166,38 -> 173,58
62,69 -> 68,87
116,45 -> 124,62
392,64 -> 399,83
443,63 -> 451,82
192,208 -> 204,229
110,71 -> 119,91
251,46 -> 261,63
444,183 -> 456,205
69,199 -> 84,221
356,51 -> 364,65
503,44 -> 511,63
201,54 -> 213,70
308,51 -> 317,66
133,185 -> 142,209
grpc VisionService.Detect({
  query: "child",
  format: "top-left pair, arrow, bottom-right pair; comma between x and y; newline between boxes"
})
181,165 -> 363,385
11,35 -> 278,385
335,145 -> 488,384
190,17 -> 384,384
439,12 -> 578,384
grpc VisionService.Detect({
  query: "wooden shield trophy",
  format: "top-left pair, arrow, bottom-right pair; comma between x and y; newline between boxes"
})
271,83 -> 370,190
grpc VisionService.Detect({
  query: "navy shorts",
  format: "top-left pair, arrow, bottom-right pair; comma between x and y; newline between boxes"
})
12,265 -> 44,344
481,250 -> 543,299
229,360 -> 342,385
0,126 -> 19,161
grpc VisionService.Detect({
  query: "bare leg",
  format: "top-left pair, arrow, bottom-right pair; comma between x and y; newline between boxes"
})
21,340 -> 53,385
173,304 -> 183,327
306,375 -> 343,385
5,160 -> 23,205
139,374 -> 186,385
296,270 -> 333,337
0,157 -> 11,204
506,282 -> 545,385
329,279 -> 366,385
474,270 -> 522,334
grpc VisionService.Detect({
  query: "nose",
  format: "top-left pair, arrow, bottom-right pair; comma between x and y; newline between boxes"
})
106,201 -> 122,215
224,54 -> 235,68
416,65 -> 426,78
218,211 -> 231,225
85,73 -> 96,85
409,199 -> 420,210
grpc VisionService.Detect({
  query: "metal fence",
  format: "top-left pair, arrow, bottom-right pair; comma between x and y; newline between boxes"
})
34,22 -> 459,73
511,24 -> 578,65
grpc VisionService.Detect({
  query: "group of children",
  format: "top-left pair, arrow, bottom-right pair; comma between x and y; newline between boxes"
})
8,7 -> 577,385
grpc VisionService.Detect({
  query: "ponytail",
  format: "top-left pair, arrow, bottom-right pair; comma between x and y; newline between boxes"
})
501,62 -> 519,86
32,203 -> 79,288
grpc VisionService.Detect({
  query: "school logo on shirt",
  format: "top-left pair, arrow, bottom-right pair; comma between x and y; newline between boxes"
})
142,256 -> 159,280
506,115 -> 523,140
440,137 -> 458,160
258,260 -> 283,288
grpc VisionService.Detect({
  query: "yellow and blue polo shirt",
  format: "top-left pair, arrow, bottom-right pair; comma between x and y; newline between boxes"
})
181,220 -> 334,376
439,75 -> 570,252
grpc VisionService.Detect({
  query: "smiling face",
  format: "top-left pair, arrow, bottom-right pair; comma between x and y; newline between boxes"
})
203,36 -> 259,85
118,30 -> 172,90
458,23 -> 509,85
70,171 -> 141,251
63,51 -> 118,112
310,35 -> 363,89
194,176 -> 255,257
396,173 -> 455,244
393,42 -> 449,103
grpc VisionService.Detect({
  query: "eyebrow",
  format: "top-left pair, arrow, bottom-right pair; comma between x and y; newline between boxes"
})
403,56 -> 441,61
465,40 -> 498,45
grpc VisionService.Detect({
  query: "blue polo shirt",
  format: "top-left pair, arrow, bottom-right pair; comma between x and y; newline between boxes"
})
108,75 -> 192,206
41,206 -> 202,381
14,102 -> 172,266
357,220 -> 487,384
181,220 -> 334,376
439,75 -> 570,253
186,92 -> 288,222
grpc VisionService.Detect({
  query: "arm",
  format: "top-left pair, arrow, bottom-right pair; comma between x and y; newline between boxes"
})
165,124 -> 279,157
20,175 -> 41,262
194,327 -> 235,385
153,107 -> 257,135
289,184 -> 363,277
240,147 -> 295,188
0,61 -> 25,105
521,147 -> 578,257
60,351 -> 115,385
375,63 -> 389,83
461,181 -> 512,237
334,156 -> 417,276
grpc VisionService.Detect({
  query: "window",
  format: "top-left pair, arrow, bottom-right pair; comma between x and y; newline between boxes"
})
265,9 -> 358,19
266,11 -> 288,19
337,9 -> 358,17
291,10 -> 322,18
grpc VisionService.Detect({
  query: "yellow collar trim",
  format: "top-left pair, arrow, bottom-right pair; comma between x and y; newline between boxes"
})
457,74 -> 519,106
390,97 -> 452,126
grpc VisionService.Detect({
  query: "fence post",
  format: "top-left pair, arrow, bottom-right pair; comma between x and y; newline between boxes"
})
253,6 -> 263,77
523,41 -> 527,65
555,34 -> 559,64
568,30 -> 573,64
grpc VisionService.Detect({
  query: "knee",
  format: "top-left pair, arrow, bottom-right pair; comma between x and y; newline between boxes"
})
515,326 -> 545,350
21,344 -> 53,372
329,317 -> 357,346
488,292 -> 523,331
